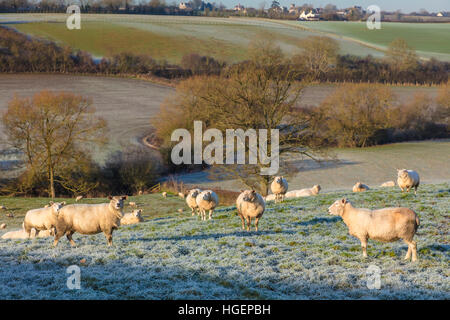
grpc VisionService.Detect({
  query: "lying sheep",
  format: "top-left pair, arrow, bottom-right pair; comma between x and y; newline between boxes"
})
397,169 -> 420,195
264,194 -> 276,202
0,223 -> 6,229
380,181 -> 396,187
162,192 -> 167,198
24,202 -> 66,238
178,192 -> 185,199
186,188 -> 202,216
121,209 -> 144,225
285,185 -> 321,198
0,205 -> 6,210
195,190 -> 219,221
328,198 -> 420,262
352,182 -> 369,192
1,228 -> 54,239
75,196 -> 83,202
270,176 -> 288,202
54,195 -> 127,246
236,190 -> 265,231
129,202 -> 137,207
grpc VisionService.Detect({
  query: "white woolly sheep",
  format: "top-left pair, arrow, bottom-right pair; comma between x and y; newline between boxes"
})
285,185 -> 321,198
352,182 -> 369,192
264,194 -> 276,202
121,209 -> 144,225
1,227 -> 54,239
75,196 -> 83,202
186,188 -> 202,216
328,198 -> 420,262
0,205 -> 6,210
397,169 -> 420,195
270,176 -> 288,202
24,202 -> 66,238
53,195 -> 127,246
195,190 -> 219,221
129,202 -> 137,207
236,190 -> 265,231
380,181 -> 396,187
0,223 -> 6,229
178,192 -> 185,199
162,192 -> 167,198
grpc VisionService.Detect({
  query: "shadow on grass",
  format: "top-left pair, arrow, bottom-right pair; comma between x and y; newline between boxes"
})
294,216 -> 341,227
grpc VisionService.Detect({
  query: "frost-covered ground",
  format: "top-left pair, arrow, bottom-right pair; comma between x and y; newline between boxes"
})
0,184 -> 449,299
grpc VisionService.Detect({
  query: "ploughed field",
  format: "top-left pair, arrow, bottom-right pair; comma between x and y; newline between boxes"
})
0,183 -> 448,299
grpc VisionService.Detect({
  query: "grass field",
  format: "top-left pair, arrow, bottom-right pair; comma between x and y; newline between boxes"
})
2,14 -> 449,62
0,183 -> 448,299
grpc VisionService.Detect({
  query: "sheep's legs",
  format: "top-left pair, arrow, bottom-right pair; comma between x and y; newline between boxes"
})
246,217 -> 251,231
360,238 -> 368,258
404,240 -> 418,262
191,208 -> 195,216
208,210 -> 213,220
239,215 -> 246,230
53,229 -> 65,247
255,218 -> 260,232
66,231 -> 76,247
104,231 -> 113,246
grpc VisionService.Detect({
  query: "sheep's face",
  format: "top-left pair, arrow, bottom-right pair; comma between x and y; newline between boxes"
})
242,190 -> 257,202
328,198 -> 347,216
201,191 -> 212,201
397,169 -> 408,179
49,201 -> 66,215
133,209 -> 142,218
189,189 -> 201,198
108,196 -> 127,210
274,176 -> 283,184
314,185 -> 321,192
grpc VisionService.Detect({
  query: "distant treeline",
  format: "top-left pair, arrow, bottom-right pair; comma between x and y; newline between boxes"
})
0,26 -> 448,85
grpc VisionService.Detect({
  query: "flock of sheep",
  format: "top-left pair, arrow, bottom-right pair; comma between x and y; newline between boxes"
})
0,168 -> 421,262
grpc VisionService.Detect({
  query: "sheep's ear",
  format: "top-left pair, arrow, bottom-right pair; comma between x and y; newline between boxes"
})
251,190 -> 256,194
61,201 -> 66,205
121,195 -> 128,200
341,198 -> 347,204
49,201 -> 54,206
107,196 -> 113,200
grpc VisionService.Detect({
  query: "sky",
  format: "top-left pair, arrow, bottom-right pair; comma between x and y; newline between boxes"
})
218,0 -> 450,13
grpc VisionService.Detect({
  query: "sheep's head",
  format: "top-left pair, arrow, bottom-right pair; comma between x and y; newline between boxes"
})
201,191 -> 213,201
313,185 -> 321,193
189,189 -> 201,198
242,190 -> 258,202
328,198 -> 348,216
274,176 -> 284,184
108,196 -> 127,210
397,169 -> 408,179
355,182 -> 362,188
133,209 -> 143,219
49,201 -> 66,215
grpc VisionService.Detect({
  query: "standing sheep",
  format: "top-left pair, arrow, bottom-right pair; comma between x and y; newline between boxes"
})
23,202 -> 66,238
397,169 -> 420,195
236,190 -> 265,232
75,196 -> 83,202
186,188 -> 202,216
121,209 -> 144,225
270,176 -> 288,203
328,198 -> 420,262
54,195 -> 127,246
178,192 -> 186,199
195,190 -> 219,221
352,182 -> 369,192
285,185 -> 321,198
162,192 -> 167,198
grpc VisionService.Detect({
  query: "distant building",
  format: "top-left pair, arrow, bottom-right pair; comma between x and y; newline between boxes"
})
234,3 -> 245,11
299,9 -> 320,20
288,4 -> 299,14
436,12 -> 444,17
179,2 -> 192,10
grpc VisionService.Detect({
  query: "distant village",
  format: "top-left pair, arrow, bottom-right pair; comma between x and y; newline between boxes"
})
0,0 -> 448,22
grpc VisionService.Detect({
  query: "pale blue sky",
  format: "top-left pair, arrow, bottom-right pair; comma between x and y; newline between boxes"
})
216,0 -> 449,13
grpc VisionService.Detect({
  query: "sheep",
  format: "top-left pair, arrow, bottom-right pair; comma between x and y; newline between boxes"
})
236,190 -> 265,231
53,195 -> 127,246
178,192 -> 185,199
328,198 -> 420,262
285,185 -> 321,198
138,190 -> 143,196
195,190 -> 219,221
162,192 -> 167,198
270,176 -> 288,202
121,209 -> 144,225
0,205 -> 6,210
352,182 -> 369,192
0,223 -> 6,229
186,188 -> 202,216
23,202 -> 66,238
75,195 -> 83,202
380,181 -> 396,187
397,169 -> 420,195
129,202 -> 137,207
1,227 -> 54,239
264,194 -> 276,202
